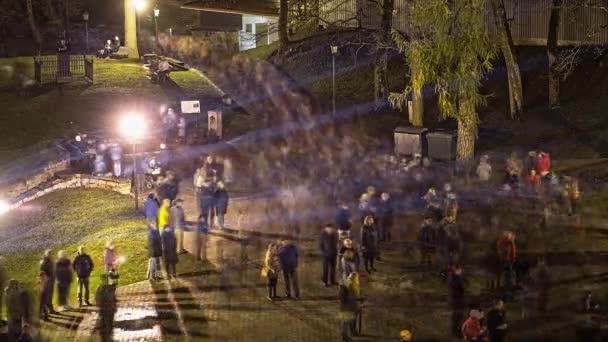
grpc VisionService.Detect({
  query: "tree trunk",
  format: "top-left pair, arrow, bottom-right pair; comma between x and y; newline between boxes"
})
63,0 -> 70,51
373,54 -> 388,109
456,91 -> 477,161
279,0 -> 289,52
124,0 -> 139,58
26,0 -> 42,55
373,0 -> 394,109
410,59 -> 424,127
492,0 -> 523,118
547,0 -> 562,109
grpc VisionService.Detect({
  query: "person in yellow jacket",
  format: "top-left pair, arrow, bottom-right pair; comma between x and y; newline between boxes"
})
158,199 -> 171,232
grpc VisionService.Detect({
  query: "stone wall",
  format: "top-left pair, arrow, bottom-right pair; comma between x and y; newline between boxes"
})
1,159 -> 71,200
7,174 -> 132,211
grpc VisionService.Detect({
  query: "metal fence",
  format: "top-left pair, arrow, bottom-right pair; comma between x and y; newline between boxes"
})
33,55 -> 94,85
319,0 -> 608,46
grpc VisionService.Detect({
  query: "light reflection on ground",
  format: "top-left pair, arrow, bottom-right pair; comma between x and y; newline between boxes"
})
112,304 -> 162,341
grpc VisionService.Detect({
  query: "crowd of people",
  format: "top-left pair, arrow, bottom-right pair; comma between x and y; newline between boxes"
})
252,147 -> 583,341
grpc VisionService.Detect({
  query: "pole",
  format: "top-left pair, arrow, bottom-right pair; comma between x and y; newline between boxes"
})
154,16 -> 159,48
85,21 -> 89,53
332,53 -> 336,116
133,142 -> 139,210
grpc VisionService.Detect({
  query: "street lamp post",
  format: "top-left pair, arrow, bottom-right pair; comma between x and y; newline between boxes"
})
134,0 -> 147,53
331,45 -> 338,116
120,114 -> 147,211
83,11 -> 89,53
154,7 -> 160,48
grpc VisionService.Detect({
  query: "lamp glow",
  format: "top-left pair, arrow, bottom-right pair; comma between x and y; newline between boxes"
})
0,200 -> 10,215
134,0 -> 147,12
119,114 -> 147,141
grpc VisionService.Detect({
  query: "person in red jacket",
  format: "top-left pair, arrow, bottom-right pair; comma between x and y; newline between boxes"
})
497,232 -> 517,290
537,151 -> 551,177
462,309 -> 486,341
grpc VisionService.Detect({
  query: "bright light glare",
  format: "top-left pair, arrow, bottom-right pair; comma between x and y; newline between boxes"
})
134,0 -> 147,12
119,114 -> 147,141
160,143 -> 166,150
0,200 -> 10,215
75,135 -> 81,142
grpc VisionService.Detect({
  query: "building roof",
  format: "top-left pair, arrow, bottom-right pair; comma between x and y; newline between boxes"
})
181,0 -> 279,18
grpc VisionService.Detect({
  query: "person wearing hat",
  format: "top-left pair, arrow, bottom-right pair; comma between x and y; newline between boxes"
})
462,309 -> 486,341
400,329 -> 413,342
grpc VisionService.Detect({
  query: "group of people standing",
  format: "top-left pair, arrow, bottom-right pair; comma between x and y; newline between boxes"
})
194,155 -> 231,230
39,247 -> 94,321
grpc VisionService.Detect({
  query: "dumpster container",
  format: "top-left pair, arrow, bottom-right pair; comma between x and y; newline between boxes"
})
427,131 -> 457,161
394,126 -> 428,156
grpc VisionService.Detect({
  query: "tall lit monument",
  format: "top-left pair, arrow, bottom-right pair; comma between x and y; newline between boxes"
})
124,0 -> 139,58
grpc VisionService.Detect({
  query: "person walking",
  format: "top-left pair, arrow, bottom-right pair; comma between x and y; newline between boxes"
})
103,240 -> 117,274
448,265 -> 466,338
96,274 -> 117,342
263,241 -> 281,301
158,199 -> 171,233
109,142 -> 123,177
417,216 -> 437,272
360,216 -> 378,274
72,246 -> 94,307
144,193 -> 160,224
339,272 -> 361,341
170,199 -> 187,253
0,256 -> 7,320
148,225 -> 163,280
278,239 -> 300,299
486,299 -> 508,342
320,224 -> 338,287
162,225 -> 178,279
5,279 -> 29,339
195,215 -> 210,261
39,250 -> 55,320
214,181 -> 229,230
377,192 -> 394,242
55,250 -> 73,310
496,231 -> 517,291
199,181 -> 216,227
335,202 -> 353,243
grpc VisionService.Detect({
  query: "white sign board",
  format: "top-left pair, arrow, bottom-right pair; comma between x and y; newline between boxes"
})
208,110 -> 223,139
181,100 -> 201,114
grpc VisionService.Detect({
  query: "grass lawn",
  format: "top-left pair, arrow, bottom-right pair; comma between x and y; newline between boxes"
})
0,188 -> 201,339
0,189 -> 148,306
0,57 -> 219,164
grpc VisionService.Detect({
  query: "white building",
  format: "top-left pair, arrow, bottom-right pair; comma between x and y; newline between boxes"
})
181,0 -> 280,51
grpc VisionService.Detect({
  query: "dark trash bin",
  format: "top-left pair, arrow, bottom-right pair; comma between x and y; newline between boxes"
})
427,131 -> 457,161
394,126 -> 428,156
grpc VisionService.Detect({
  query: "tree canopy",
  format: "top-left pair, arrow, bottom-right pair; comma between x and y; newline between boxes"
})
389,0 -> 496,160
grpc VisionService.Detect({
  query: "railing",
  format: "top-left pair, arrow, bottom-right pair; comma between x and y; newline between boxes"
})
33,55 -> 95,85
